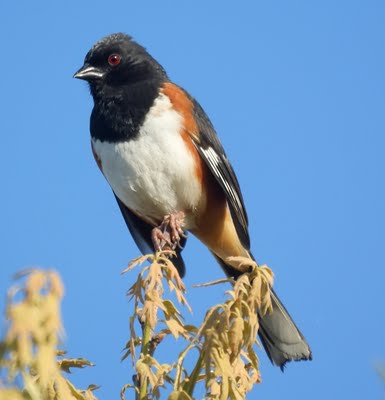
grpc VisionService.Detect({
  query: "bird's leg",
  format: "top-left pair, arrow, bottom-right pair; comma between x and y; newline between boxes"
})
151,211 -> 186,252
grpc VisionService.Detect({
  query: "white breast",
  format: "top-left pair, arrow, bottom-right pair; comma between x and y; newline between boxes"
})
92,93 -> 202,228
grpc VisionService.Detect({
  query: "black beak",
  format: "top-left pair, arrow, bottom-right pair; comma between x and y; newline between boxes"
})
73,64 -> 104,81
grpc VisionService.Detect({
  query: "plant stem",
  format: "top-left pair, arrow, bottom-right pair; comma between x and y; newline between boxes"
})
183,352 -> 204,396
174,306 -> 221,395
139,320 -> 152,400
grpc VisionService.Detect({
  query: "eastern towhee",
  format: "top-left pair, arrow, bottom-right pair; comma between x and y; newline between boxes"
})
74,33 -> 312,368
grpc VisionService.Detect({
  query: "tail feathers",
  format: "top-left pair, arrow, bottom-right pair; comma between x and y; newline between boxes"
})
258,289 -> 312,369
212,253 -> 312,369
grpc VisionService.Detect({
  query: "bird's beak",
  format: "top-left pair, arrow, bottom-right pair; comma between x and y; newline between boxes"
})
73,64 -> 104,81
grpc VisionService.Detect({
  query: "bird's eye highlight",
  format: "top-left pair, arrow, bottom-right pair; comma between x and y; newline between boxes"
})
108,54 -> 121,66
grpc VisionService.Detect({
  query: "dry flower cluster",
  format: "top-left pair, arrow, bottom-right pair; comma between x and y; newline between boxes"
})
0,269 -> 99,400
120,251 -> 273,400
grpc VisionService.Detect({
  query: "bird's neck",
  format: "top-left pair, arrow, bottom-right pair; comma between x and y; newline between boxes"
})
90,79 -> 163,142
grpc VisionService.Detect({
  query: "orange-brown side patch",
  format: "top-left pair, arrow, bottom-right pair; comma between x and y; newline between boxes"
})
162,82 -> 205,184
161,82 -> 200,141
192,186 -> 249,262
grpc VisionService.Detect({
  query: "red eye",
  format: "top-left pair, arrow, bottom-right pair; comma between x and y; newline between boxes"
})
108,54 -> 121,66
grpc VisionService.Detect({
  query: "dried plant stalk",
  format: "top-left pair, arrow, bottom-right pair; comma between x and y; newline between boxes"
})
0,269 -> 99,400
121,253 -> 273,400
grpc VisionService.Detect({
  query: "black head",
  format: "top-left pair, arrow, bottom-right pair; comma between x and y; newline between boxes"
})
74,33 -> 167,95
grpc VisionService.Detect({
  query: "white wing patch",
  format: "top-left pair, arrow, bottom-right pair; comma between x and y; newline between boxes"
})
200,146 -> 245,223
201,147 -> 221,178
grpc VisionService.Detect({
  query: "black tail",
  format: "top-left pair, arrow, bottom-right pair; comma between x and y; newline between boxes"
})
213,253 -> 312,369
258,288 -> 312,369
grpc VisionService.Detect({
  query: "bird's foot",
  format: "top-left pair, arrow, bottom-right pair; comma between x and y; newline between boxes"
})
151,227 -> 172,252
162,212 -> 187,245
151,211 -> 187,252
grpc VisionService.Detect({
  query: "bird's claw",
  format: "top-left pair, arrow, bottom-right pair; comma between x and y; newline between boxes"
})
151,227 -> 172,252
151,212 -> 186,252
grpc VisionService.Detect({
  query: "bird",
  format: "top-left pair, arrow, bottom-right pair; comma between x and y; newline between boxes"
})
74,33 -> 312,369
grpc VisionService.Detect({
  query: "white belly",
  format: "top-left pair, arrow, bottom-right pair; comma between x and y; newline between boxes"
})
92,93 -> 203,228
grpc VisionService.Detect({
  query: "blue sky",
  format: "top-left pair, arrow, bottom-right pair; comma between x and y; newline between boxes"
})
1,1 -> 384,398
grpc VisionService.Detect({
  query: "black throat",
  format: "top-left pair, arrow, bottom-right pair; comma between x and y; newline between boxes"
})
90,78 -> 164,143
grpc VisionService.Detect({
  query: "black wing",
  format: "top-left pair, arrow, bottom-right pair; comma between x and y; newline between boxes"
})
114,194 -> 187,277
190,97 -> 250,249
